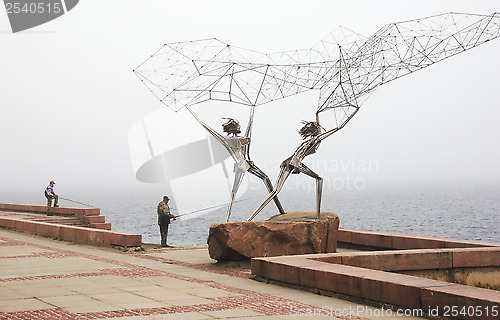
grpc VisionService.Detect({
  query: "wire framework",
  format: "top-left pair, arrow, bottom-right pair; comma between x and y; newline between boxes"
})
134,12 -> 500,220
134,12 -> 499,127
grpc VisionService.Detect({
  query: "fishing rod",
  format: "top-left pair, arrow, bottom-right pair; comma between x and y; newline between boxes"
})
59,197 -> 96,208
58,197 -> 124,222
174,196 -> 260,218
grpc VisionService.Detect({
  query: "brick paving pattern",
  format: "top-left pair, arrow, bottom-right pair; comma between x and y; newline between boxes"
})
0,230 -> 424,320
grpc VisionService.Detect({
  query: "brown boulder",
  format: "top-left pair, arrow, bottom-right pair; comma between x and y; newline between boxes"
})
207,211 -> 339,261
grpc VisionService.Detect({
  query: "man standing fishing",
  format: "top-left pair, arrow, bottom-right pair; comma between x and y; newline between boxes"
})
44,180 -> 59,208
157,195 -> 176,247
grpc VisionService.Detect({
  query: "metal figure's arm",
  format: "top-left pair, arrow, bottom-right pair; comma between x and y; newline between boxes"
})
244,105 -> 255,139
185,106 -> 237,161
318,107 -> 359,141
242,105 -> 255,161
242,65 -> 269,161
185,105 -> 224,142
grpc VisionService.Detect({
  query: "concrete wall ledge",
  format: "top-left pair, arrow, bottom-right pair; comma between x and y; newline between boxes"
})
313,247 -> 500,271
338,228 -> 500,250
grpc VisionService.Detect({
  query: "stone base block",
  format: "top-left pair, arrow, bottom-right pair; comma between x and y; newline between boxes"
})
207,211 -> 339,261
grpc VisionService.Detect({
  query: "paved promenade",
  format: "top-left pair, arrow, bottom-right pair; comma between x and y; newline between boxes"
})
0,229 -> 426,320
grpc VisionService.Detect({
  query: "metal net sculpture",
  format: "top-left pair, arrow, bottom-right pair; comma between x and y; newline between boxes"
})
134,12 -> 500,221
133,27 -> 364,222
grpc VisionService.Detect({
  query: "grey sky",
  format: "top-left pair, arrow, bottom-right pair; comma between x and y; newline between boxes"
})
1,0 -> 499,195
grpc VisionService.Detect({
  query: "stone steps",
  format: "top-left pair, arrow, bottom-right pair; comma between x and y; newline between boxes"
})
0,203 -> 111,230
30,217 -> 84,226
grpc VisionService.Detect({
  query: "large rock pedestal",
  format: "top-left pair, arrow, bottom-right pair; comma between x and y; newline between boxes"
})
207,212 -> 339,261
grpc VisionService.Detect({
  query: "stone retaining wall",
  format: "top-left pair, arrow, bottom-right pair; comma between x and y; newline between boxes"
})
252,229 -> 500,320
0,203 -> 141,247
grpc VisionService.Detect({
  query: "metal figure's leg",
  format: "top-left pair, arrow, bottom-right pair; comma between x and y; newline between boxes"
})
316,178 -> 323,219
225,192 -> 236,223
225,170 -> 245,223
297,163 -> 323,219
247,168 -> 291,221
248,165 -> 286,214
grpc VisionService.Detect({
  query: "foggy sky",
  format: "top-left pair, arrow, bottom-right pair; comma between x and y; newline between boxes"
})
1,0 -> 499,195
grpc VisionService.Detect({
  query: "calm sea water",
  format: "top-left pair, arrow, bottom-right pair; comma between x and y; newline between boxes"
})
2,184 -> 499,247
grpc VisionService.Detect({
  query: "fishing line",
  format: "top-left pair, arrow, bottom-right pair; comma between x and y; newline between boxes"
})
58,197 -> 96,208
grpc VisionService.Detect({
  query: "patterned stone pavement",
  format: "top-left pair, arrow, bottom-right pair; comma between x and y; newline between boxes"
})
0,229 -> 427,319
